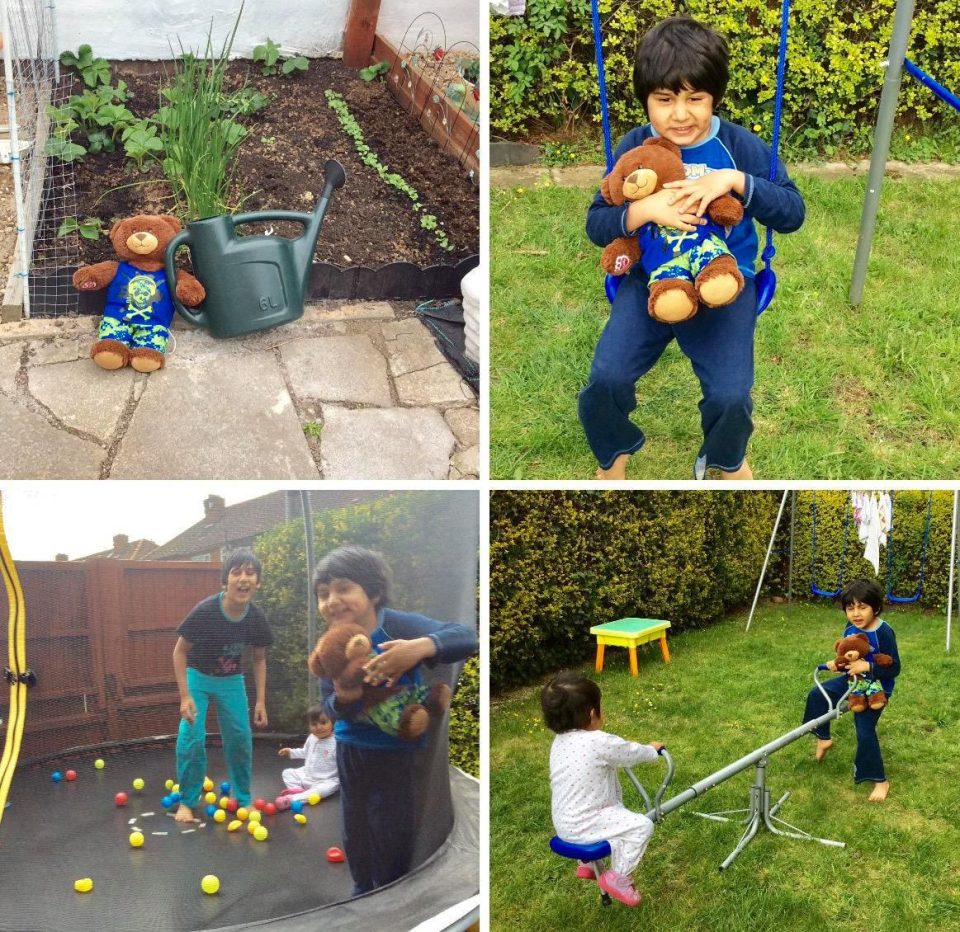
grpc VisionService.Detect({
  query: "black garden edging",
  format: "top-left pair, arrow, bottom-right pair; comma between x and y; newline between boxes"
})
29,254 -> 480,316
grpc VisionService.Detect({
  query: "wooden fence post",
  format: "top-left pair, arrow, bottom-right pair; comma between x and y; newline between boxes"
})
342,0 -> 382,68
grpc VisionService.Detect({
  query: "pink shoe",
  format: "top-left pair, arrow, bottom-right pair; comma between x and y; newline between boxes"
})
274,795 -> 293,811
598,870 -> 641,907
575,860 -> 595,880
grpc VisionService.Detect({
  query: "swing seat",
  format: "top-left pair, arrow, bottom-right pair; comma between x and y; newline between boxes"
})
605,272 -> 622,304
550,836 -> 613,905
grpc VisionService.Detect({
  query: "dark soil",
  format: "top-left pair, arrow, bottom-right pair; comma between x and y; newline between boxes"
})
59,58 -> 479,268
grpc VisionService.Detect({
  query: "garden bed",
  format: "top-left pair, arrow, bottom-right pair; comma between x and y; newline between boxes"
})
29,56 -> 479,313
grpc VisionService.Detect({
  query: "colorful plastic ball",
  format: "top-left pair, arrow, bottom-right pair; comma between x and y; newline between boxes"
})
65,770 -> 77,782
172,784 -> 180,794
274,796 -> 292,812
94,759 -> 105,770
253,798 -> 266,810
247,821 -> 258,835
169,792 -> 181,804
161,795 -> 173,808
114,792 -> 129,807
264,803 -> 277,816
164,779 -> 174,791
236,807 -> 249,821
74,878 -> 94,893
294,813 -> 307,825
204,791 -> 217,805
203,777 -> 214,792
248,809 -> 262,823
213,809 -> 227,824
219,782 -> 231,794
227,820 -> 243,832
51,771 -> 63,783
225,799 -> 239,813
219,796 -> 230,809
201,874 -> 220,895
253,826 -> 268,842
290,800 -> 304,814
205,804 -> 217,818
132,778 -> 145,792
307,793 -> 320,805
129,831 -> 145,848
326,847 -> 345,863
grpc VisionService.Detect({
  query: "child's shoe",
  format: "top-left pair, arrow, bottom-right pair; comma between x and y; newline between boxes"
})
575,860 -> 595,880
598,870 -> 641,907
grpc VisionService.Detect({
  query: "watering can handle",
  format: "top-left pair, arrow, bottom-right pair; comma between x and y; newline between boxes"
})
165,229 -> 207,328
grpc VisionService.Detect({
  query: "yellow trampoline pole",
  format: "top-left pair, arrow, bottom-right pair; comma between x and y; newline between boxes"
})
0,492 -> 28,826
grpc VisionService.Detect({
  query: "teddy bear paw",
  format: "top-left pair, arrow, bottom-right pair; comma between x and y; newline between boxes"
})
397,705 -> 430,740
649,279 -> 698,323
91,339 -> 130,370
129,347 -> 165,373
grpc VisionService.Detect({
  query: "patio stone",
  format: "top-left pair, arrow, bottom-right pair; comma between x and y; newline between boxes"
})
0,343 -> 22,393
304,301 -> 395,322
382,318 -> 448,377
29,337 -> 81,366
394,365 -> 473,406
449,445 -> 479,479
281,335 -> 392,406
444,407 -> 480,447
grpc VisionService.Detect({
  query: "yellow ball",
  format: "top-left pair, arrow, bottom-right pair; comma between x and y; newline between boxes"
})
204,792 -> 217,805
247,820 -> 258,835
74,878 -> 93,893
165,779 -> 174,791
132,778 -> 145,792
213,809 -> 226,823
248,809 -> 262,823
93,759 -> 105,770
253,825 -> 268,842
172,784 -> 180,794
307,793 -> 320,806
236,807 -> 249,821
219,796 -> 230,809
201,874 -> 220,895
203,777 -> 214,792
227,820 -> 243,832
294,813 -> 307,825
129,831 -> 145,848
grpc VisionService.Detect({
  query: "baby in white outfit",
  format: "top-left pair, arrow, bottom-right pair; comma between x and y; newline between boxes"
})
278,706 -> 339,802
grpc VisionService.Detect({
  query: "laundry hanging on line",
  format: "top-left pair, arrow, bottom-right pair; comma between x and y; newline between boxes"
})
850,491 -> 892,574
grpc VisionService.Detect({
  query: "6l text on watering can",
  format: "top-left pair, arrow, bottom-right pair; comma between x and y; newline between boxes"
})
165,159 -> 346,338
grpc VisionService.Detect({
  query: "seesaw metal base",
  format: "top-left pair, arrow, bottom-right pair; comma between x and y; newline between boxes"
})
689,755 -> 845,871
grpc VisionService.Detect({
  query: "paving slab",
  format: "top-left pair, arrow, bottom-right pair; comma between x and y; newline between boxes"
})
111,355 -> 318,479
382,319 -> 449,377
444,407 -> 480,448
28,337 -> 81,366
304,301 -> 396,322
281,335 -> 392,406
0,394 -> 104,477
394,364 -> 473,406
320,406 -> 455,479
449,444 -> 479,479
30,360 -> 136,441
0,343 -> 21,393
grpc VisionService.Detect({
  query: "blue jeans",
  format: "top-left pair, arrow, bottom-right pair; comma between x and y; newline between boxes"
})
578,275 -> 756,474
802,674 -> 887,783
176,668 -> 253,807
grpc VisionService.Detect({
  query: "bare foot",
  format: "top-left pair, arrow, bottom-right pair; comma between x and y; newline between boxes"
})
868,780 -> 890,802
596,453 -> 629,480
815,738 -> 833,761
720,459 -> 753,480
174,804 -> 196,823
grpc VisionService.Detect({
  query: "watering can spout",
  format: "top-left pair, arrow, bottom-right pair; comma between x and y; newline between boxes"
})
297,159 -> 347,272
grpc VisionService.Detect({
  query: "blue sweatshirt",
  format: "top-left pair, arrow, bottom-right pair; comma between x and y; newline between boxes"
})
842,620 -> 901,696
318,607 -> 478,750
586,116 -> 805,280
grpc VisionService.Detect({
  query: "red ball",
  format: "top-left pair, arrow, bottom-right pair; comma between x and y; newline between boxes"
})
65,770 -> 77,782
253,798 -> 266,810
114,792 -> 129,806
326,846 -> 345,863
225,798 -> 239,812
264,803 -> 277,816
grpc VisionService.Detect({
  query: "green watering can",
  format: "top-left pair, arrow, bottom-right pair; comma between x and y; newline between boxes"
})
165,159 -> 346,338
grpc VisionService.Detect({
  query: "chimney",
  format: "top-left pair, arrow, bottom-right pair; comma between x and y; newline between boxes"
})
113,534 -> 129,551
204,495 -> 226,519
55,553 -> 69,562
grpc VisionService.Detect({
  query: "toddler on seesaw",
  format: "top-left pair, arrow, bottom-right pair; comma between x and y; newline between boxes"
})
542,672 -> 664,907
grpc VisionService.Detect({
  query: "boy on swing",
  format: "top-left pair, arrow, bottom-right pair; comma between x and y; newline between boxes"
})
581,16 -> 805,480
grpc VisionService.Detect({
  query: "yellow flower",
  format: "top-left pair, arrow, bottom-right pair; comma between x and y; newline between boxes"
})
905,134 -> 912,142
753,123 -> 762,132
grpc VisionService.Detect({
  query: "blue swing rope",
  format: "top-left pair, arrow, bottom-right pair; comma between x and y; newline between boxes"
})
810,491 -> 852,599
590,0 -> 791,312
886,491 -> 934,604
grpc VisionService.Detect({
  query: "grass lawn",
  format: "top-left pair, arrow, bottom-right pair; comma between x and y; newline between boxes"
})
490,173 -> 960,479
490,602 -> 960,930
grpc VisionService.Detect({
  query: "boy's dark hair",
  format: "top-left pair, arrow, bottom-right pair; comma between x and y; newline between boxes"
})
220,548 -> 262,585
633,16 -> 730,114
840,579 -> 884,615
312,546 -> 392,608
307,704 -> 329,725
541,672 -> 602,733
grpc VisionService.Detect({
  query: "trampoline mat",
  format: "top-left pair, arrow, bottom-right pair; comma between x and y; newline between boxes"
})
0,742 -> 353,931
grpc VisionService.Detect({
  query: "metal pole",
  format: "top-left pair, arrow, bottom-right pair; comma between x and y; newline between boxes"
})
849,0 -> 916,305
787,490 -> 796,602
300,491 -> 318,704
947,490 -> 958,653
746,490 -> 789,632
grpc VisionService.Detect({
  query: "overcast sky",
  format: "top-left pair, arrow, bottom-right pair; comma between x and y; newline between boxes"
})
0,482 -> 294,561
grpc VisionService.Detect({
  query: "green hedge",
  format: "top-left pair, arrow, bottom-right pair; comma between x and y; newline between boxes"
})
490,490 -> 782,690
490,0 -> 960,155
766,490 -> 955,610
250,491 -> 479,776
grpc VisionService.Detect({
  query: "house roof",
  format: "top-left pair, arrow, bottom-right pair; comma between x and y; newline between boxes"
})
148,490 -> 392,560
76,535 -> 159,561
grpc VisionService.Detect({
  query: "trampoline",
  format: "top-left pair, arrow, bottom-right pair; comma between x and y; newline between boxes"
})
0,488 -> 480,932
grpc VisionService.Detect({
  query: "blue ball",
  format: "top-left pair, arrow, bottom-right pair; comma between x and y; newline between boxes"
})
205,803 -> 217,817
161,795 -> 173,808
169,792 -> 181,804
290,800 -> 304,814
51,771 -> 62,783
219,781 -> 231,794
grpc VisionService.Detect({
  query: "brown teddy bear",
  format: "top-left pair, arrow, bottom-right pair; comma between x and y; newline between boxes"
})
599,137 -> 745,323
308,622 -> 451,740
832,633 -> 893,712
73,215 -> 205,372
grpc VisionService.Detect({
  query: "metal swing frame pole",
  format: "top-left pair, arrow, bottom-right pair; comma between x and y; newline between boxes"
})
947,490 -> 958,653
745,490 -> 789,632
850,0 -> 916,305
